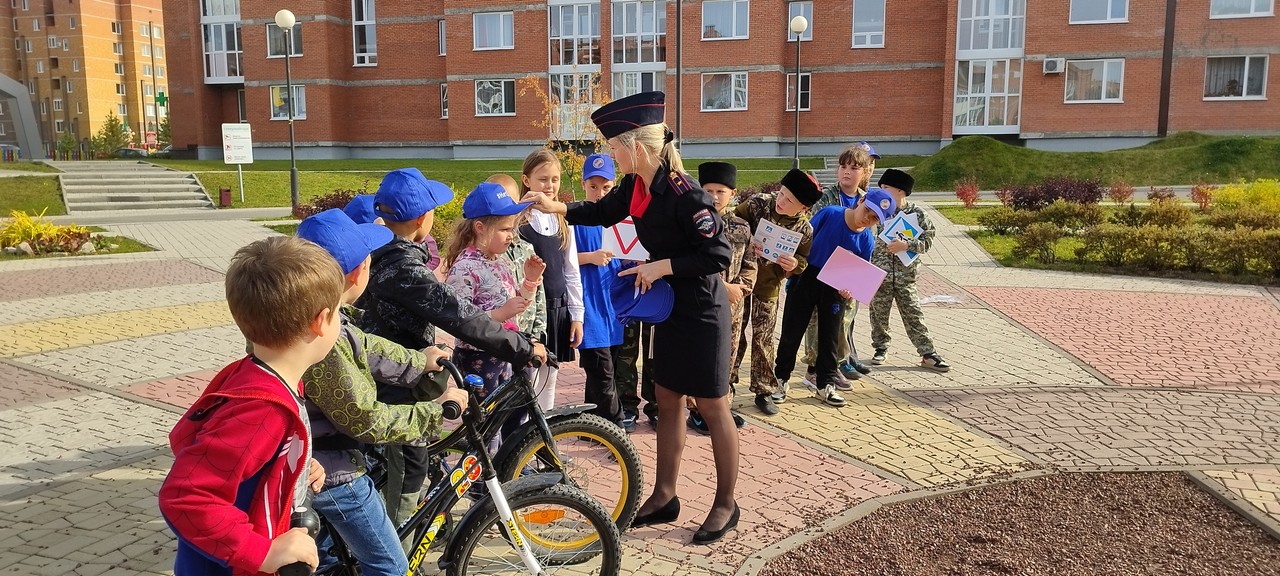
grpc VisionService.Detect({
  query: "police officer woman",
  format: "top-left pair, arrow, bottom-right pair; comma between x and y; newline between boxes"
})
521,91 -> 740,544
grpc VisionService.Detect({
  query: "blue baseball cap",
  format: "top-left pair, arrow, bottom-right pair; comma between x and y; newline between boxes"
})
859,141 -> 881,159
297,209 -> 394,275
610,273 -> 674,325
342,194 -> 378,224
862,187 -> 899,224
462,182 -> 533,219
374,168 -> 455,222
582,153 -> 616,182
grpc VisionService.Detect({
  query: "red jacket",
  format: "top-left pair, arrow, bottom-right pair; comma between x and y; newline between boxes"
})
159,356 -> 310,576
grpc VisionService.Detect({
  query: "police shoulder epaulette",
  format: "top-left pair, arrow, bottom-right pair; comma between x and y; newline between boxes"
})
667,171 -> 697,196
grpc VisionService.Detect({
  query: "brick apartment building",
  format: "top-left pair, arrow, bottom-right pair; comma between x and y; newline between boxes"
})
165,0 -> 1278,160
0,0 -> 168,156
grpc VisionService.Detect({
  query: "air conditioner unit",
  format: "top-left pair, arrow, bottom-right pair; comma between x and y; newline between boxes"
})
1043,58 -> 1065,75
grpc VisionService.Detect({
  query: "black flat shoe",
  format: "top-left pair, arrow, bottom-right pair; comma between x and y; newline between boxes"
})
692,503 -> 740,544
630,496 -> 680,529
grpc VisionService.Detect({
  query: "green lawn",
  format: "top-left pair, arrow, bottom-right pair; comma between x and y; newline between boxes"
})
0,162 -> 61,173
0,233 -> 153,260
935,204 -> 1145,226
0,176 -> 65,215
266,223 -> 298,235
910,132 -> 1280,191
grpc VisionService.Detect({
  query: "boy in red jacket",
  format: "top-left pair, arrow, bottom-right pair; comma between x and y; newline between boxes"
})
159,236 -> 345,576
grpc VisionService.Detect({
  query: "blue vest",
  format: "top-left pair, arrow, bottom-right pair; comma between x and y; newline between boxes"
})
573,225 -> 625,349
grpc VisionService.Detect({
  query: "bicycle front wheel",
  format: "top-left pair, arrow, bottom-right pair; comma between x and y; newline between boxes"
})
445,483 -> 621,576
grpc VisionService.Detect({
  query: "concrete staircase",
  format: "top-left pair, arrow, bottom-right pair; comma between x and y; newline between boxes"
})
47,161 -> 213,213
811,157 -> 902,189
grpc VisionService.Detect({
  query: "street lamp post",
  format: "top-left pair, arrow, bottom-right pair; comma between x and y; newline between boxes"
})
789,15 -> 808,170
275,9 -> 300,212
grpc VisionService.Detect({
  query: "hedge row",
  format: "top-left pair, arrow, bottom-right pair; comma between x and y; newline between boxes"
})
1014,223 -> 1280,277
979,201 -> 1280,235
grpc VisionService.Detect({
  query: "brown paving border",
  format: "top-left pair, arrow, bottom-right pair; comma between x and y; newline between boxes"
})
0,260 -> 224,303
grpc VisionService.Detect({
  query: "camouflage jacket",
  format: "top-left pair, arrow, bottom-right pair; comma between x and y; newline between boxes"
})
505,236 -> 548,340
871,202 -> 936,281
734,192 -> 812,299
720,210 -> 757,293
303,307 -> 450,488
814,183 -> 863,212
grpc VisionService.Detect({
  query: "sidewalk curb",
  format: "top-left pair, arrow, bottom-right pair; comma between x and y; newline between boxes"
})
1185,470 -> 1280,542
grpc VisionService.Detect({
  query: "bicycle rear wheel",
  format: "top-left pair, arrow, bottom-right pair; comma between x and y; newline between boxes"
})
445,483 -> 621,576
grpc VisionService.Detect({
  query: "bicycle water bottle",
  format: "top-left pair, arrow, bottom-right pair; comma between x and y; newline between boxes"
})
278,498 -> 320,576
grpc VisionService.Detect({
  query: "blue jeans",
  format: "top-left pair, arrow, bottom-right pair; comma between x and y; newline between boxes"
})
313,474 -> 409,576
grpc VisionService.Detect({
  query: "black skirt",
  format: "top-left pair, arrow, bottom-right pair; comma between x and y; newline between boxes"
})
544,296 -> 576,363
650,274 -> 731,399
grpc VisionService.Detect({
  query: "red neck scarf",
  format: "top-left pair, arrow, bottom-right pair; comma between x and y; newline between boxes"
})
629,176 -> 652,219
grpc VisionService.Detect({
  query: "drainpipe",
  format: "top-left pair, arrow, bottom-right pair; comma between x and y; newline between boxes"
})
1157,0 -> 1177,137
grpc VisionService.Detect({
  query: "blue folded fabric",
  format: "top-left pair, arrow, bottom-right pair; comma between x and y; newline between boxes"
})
610,272 -> 674,324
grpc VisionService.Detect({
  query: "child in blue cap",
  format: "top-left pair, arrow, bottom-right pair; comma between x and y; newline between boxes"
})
294,209 -> 466,576
345,193 -> 443,279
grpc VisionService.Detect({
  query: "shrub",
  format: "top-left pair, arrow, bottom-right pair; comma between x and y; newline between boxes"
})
432,194 -> 466,244
739,181 -> 782,203
1169,226 -> 1216,272
293,183 -> 369,220
1037,199 -> 1104,233
1076,224 -> 1131,267
1143,200 -> 1194,228
954,176 -> 980,208
1007,177 -> 1103,211
977,206 -> 1038,234
1213,179 -> 1280,215
0,209 -> 92,254
995,184 -> 1016,207
1147,186 -> 1177,202
1132,225 -> 1176,270
1212,226 -> 1262,275
1011,222 -> 1063,263
1258,230 -> 1280,278
1108,181 -> 1135,205
1190,183 -> 1216,211
1109,203 -> 1146,228
1206,207 -> 1280,230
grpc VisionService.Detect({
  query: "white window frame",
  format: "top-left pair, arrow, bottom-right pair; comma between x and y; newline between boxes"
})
146,104 -> 156,118
1204,55 -> 1268,99
953,58 -> 1023,133
700,72 -> 749,111
549,2 -> 601,67
201,21 -> 243,83
157,67 -> 164,77
142,44 -> 151,57
612,0 -> 666,99
353,0 -> 377,66
65,80 -> 72,93
31,17 -> 38,31
116,83 -> 125,95
440,83 -> 448,118
266,23 -> 303,58
143,65 -> 152,76
47,36 -> 57,48
62,40 -> 69,51
144,84 -> 154,96
155,46 -> 164,59
613,70 -> 664,99
1069,0 -> 1129,24
474,79 -> 516,116
52,98 -> 62,111
115,62 -> 124,75
140,23 -> 150,37
118,103 -> 127,115
111,21 -> 120,34
701,0 -> 749,40
786,72 -> 811,111
787,1 -> 812,42
473,12 -> 514,50
956,0 -> 1026,59
1065,59 -> 1124,103
55,120 -> 64,133
1210,0 -> 1274,18
438,19 -> 446,55
40,101 -> 46,115
69,16 -> 75,29
76,102 -> 82,113
35,60 -> 43,73
153,25 -> 162,38
112,42 -> 122,54
270,85 -> 307,120
852,0 -> 885,47
72,58 -> 79,71
24,39 -> 31,52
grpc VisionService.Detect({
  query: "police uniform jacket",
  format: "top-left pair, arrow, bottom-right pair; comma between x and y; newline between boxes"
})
564,163 -> 733,398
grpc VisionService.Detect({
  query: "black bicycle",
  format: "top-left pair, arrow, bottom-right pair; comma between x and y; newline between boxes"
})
315,358 -> 622,575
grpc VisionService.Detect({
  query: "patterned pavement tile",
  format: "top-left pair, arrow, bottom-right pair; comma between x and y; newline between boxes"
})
971,287 -> 1280,393
0,362 -> 87,410
1203,466 -> 1280,523
0,282 -> 225,326
0,260 -> 223,303
0,392 -> 172,498
14,325 -> 246,388
906,387 -> 1280,468
913,267 -> 986,309
0,300 -> 234,358
0,456 -> 173,576
916,203 -> 1000,269
107,220 -> 279,273
123,371 -> 218,409
940,265 -> 1266,297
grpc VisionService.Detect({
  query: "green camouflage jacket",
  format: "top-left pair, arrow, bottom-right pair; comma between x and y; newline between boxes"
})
505,237 -> 548,340
871,202 -> 936,281
720,210 -> 757,292
734,192 -> 812,299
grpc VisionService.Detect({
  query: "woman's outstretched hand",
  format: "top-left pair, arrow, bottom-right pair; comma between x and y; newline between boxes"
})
618,260 -> 673,294
519,191 -> 567,215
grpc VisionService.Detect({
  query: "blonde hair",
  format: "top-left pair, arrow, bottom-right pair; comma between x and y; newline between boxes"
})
443,214 -> 510,270
613,123 -> 684,176
225,236 -> 343,349
838,144 -> 873,169
520,148 -> 571,250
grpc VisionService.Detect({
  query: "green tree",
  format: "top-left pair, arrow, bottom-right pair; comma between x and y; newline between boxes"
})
55,131 -> 78,157
90,112 -> 130,158
157,116 -> 171,148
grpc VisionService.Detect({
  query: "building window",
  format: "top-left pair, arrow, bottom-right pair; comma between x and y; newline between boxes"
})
35,60 -> 43,73
202,0 -> 239,17
72,58 -> 79,71
32,18 -> 38,31
852,0 -> 885,47
612,1 -> 666,99
475,79 -> 516,115
787,2 -> 812,41
270,85 -> 306,119
112,42 -> 122,54
1069,0 -> 1128,23
1204,55 -> 1268,98
237,89 -> 247,122
267,23 -> 302,57
786,72 -> 811,111
10,18 -> 15,31
28,82 -> 34,95
50,78 -> 60,90
47,36 -> 56,48
24,39 -> 31,52
68,16 -> 75,29
62,40 -> 69,51
118,103 -> 127,115
701,72 -> 748,111
202,22 -> 243,81
957,0 -> 1026,54
954,59 -> 1022,130
146,104 -> 155,118
143,65 -> 152,76
76,102 -> 82,113
153,26 -> 162,38
142,44 -> 151,57
65,80 -> 72,93
1066,59 -> 1124,102
157,67 -> 164,77
438,19 -> 446,55
141,23 -> 150,36
353,0 -> 377,65
111,21 -> 120,34
144,84 -> 154,96
550,3 -> 601,66
1210,0 -> 1273,17
440,83 -> 448,118
52,98 -> 62,111
116,83 -> 125,95
702,0 -> 749,40
55,120 -> 64,133
115,63 -> 124,75
40,101 -> 46,115
473,12 -> 514,50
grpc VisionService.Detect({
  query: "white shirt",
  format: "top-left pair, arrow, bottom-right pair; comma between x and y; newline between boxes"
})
527,209 -> 585,323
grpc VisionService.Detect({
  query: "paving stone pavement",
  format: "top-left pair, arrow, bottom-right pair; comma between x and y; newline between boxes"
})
1,211 -> 1278,575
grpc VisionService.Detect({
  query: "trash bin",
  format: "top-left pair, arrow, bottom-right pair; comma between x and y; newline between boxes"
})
219,187 -> 232,208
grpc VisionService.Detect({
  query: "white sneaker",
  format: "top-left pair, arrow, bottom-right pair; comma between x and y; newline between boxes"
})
801,370 -> 819,393
813,385 -> 846,407
770,381 -> 789,404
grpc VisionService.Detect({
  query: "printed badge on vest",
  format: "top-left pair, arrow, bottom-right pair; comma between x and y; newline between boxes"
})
693,208 -> 717,238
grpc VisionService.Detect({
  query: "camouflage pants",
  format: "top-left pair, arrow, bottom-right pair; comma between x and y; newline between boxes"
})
725,297 -> 746,390
615,322 -> 657,419
747,296 -> 782,396
869,277 -> 935,356
801,301 -> 859,367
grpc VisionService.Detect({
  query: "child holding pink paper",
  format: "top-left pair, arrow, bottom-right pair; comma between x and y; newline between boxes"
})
773,188 -> 896,407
